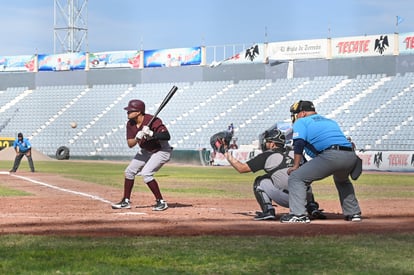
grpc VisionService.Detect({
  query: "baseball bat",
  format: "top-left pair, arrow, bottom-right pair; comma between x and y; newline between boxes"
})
147,85 -> 178,126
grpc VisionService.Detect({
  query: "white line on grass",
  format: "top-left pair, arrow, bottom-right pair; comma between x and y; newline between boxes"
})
9,173 -> 113,205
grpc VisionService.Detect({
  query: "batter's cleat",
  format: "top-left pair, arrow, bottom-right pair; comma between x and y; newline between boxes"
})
152,199 -> 168,211
345,213 -> 362,222
280,214 -> 311,223
254,210 -> 276,221
111,198 -> 131,209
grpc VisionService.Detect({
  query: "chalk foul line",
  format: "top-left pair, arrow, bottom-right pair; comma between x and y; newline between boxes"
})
10,173 -> 113,205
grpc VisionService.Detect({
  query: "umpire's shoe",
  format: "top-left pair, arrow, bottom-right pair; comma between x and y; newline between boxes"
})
111,198 -> 131,209
345,213 -> 362,222
280,214 -> 311,223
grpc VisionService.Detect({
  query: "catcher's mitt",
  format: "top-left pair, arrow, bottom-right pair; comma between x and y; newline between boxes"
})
210,131 -> 233,154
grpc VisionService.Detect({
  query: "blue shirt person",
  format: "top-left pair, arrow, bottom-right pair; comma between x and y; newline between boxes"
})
280,100 -> 361,224
10,132 -> 35,172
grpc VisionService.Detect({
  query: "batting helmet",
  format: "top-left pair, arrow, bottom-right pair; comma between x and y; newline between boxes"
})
124,99 -> 145,113
263,129 -> 285,147
290,100 -> 315,123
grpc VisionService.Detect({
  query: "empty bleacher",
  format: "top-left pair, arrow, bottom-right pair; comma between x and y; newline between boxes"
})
1,73 -> 414,158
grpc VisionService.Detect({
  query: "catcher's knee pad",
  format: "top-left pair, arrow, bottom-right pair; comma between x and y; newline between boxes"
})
253,176 -> 273,212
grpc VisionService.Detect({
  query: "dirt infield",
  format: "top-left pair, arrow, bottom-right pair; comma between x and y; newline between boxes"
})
0,171 -> 413,237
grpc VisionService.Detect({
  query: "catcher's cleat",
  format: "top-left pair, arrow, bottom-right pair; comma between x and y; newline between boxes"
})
111,198 -> 131,209
310,209 -> 327,220
153,199 -> 168,211
254,210 -> 276,221
345,213 -> 362,222
306,201 -> 326,220
280,214 -> 310,223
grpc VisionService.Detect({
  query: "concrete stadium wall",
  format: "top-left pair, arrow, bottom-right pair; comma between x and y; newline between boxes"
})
87,68 -> 141,86
327,56 -> 396,78
0,72 -> 35,90
396,54 -> 414,74
203,63 -> 265,82
36,70 -> 88,87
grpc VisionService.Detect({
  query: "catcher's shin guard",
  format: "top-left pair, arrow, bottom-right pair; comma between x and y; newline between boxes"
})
253,176 -> 273,213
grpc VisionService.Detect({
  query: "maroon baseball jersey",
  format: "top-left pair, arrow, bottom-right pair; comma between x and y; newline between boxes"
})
126,114 -> 169,152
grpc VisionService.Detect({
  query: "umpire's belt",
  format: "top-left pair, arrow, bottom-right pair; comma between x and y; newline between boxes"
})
322,145 -> 353,152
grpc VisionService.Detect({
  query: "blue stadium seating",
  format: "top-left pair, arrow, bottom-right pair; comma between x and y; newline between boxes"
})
1,73 -> 414,158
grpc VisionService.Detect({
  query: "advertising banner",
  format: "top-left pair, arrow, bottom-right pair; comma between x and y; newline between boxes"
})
0,55 -> 36,72
332,34 -> 395,58
211,44 -> 265,66
213,149 -> 414,172
89,51 -> 141,69
399,32 -> 414,54
0,137 -> 15,149
358,151 -> 414,172
144,47 -> 201,68
212,149 -> 261,166
38,52 -> 86,71
267,39 -> 328,60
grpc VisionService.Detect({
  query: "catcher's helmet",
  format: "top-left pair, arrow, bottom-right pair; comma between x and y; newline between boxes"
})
263,129 -> 285,148
124,99 -> 145,113
290,100 -> 315,123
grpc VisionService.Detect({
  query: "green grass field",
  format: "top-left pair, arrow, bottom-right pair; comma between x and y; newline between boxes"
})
0,160 -> 413,274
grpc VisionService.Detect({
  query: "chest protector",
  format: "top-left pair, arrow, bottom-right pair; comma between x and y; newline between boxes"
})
265,148 -> 294,175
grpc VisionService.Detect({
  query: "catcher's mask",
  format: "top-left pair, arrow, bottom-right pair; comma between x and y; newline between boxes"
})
290,100 -> 315,123
124,99 -> 145,114
261,129 -> 285,151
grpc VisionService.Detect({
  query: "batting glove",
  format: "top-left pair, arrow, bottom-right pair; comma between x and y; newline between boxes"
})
142,126 -> 154,137
135,130 -> 145,140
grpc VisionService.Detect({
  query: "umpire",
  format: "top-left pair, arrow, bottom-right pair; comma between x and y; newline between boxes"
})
280,100 -> 361,223
10,132 -> 35,173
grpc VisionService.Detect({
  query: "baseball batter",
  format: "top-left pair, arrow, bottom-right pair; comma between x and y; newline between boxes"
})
224,129 -> 325,221
281,100 -> 361,223
112,99 -> 172,211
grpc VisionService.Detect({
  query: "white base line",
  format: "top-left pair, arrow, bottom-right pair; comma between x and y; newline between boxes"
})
9,174 -> 113,205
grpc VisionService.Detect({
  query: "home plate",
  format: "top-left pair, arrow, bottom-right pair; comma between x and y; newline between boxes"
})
116,212 -> 147,215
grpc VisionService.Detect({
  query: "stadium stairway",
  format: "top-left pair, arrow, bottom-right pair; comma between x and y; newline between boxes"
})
1,74 -> 414,158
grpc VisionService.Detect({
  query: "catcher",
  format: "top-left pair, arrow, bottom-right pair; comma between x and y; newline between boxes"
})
210,129 -> 325,221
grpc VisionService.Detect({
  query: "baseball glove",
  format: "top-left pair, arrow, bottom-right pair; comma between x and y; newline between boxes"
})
210,131 -> 233,154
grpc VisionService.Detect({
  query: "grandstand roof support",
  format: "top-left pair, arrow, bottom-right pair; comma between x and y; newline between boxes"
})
54,0 -> 88,53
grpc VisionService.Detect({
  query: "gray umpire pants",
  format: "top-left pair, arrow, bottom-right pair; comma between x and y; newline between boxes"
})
288,149 -> 361,217
12,152 -> 35,172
